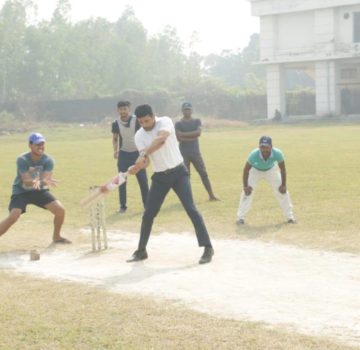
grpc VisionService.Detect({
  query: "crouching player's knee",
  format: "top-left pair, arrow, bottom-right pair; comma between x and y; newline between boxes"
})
0,208 -> 22,236
8,209 -> 22,224
47,200 -> 65,218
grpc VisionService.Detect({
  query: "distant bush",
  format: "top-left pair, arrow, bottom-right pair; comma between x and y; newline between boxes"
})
0,88 -> 319,123
0,111 -> 17,130
286,89 -> 315,116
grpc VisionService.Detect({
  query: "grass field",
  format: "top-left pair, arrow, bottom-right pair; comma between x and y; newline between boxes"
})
0,120 -> 359,349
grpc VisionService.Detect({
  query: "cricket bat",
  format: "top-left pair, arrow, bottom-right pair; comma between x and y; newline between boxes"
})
80,172 -> 128,209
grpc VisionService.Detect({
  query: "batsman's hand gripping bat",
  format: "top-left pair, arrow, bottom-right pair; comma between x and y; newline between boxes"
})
80,172 -> 128,209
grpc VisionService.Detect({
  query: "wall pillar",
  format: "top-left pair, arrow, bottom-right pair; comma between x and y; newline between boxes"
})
315,61 -> 340,116
266,64 -> 286,119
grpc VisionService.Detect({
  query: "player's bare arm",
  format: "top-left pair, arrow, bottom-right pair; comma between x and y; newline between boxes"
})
129,130 -> 169,175
21,170 -> 38,188
176,127 -> 201,142
145,130 -> 170,154
27,171 -> 58,190
128,153 -> 150,175
243,162 -> 253,196
112,133 -> 120,159
20,169 -> 56,189
41,171 -> 59,187
278,161 -> 287,194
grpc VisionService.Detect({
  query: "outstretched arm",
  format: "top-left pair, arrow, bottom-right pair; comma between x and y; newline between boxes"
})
278,161 -> 287,193
243,162 -> 253,195
128,130 -> 169,175
22,170 -> 58,190
145,130 -> 170,154
128,153 -> 150,175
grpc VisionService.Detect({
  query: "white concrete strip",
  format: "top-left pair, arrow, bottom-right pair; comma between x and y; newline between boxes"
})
0,231 -> 359,346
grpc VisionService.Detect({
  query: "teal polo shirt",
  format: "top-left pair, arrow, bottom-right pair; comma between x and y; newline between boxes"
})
247,147 -> 284,171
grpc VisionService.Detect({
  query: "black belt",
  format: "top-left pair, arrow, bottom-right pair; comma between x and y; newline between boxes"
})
158,163 -> 184,175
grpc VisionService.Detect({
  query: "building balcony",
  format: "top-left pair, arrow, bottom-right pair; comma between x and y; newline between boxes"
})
260,42 -> 360,64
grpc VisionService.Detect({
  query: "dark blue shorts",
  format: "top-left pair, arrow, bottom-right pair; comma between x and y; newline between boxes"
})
9,191 -> 57,213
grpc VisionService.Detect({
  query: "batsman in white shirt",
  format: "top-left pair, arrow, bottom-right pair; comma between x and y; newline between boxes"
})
126,104 -> 214,264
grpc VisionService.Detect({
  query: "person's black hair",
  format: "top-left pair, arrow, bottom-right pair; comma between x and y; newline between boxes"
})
134,104 -> 153,118
117,101 -> 130,108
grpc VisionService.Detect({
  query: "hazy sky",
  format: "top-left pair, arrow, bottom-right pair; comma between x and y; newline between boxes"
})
29,0 -> 259,55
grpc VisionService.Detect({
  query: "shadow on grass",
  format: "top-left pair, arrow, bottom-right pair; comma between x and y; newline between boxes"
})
0,241 -> 68,263
0,249 -> 29,258
105,201 -> 185,224
101,262 -> 199,287
236,222 -> 287,238
106,210 -> 143,223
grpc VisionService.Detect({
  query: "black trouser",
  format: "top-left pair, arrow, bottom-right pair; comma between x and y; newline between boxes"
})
182,152 -> 214,196
138,164 -> 212,250
118,150 -> 149,209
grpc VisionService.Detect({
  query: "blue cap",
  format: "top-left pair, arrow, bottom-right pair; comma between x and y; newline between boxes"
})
181,102 -> 193,110
29,132 -> 46,144
259,136 -> 272,146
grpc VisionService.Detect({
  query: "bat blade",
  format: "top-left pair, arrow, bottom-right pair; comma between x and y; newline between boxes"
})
80,172 -> 128,209
80,187 -> 104,209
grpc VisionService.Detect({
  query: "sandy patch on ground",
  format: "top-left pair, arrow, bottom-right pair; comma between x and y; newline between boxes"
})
0,230 -> 359,346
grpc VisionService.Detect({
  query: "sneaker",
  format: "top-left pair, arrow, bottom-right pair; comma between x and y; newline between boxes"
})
236,219 -> 245,225
126,249 -> 148,262
287,219 -> 297,224
199,247 -> 214,264
119,207 -> 127,214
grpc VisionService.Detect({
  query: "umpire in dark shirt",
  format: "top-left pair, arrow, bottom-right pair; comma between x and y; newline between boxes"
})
175,102 -> 219,201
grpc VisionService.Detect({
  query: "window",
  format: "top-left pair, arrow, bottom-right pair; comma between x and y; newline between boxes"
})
341,68 -> 358,80
354,12 -> 360,43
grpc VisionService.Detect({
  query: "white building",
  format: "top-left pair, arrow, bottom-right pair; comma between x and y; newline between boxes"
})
249,0 -> 360,118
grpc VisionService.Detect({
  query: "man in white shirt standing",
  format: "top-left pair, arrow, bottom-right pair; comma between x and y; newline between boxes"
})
126,104 -> 214,264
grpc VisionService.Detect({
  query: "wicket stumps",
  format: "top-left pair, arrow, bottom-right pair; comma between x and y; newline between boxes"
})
89,186 -> 108,251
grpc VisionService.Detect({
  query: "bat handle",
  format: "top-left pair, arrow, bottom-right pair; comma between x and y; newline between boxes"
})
105,183 -> 118,190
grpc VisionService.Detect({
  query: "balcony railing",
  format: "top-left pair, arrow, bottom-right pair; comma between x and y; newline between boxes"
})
260,42 -> 360,63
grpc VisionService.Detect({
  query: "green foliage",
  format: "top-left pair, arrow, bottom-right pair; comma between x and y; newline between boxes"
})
0,1 -> 264,110
204,33 -> 265,90
0,0 -> 28,103
0,110 -> 16,128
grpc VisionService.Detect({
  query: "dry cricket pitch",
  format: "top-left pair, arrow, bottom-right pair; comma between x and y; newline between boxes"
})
0,230 -> 359,346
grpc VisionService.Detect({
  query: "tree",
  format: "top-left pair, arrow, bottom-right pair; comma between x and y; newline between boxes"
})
112,6 -> 148,91
204,33 -> 265,91
145,26 -> 186,88
0,0 -> 29,102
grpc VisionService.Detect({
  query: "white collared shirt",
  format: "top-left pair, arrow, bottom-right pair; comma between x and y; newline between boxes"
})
135,116 -> 183,172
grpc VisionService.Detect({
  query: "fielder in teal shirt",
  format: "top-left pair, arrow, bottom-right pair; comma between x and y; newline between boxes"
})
247,147 -> 284,171
236,135 -> 296,225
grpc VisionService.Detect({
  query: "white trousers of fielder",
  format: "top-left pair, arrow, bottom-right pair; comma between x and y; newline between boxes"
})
237,166 -> 295,221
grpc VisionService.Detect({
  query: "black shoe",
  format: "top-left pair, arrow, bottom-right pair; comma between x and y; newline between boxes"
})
126,249 -> 148,262
287,219 -> 297,224
236,219 -> 245,225
199,247 -> 214,264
